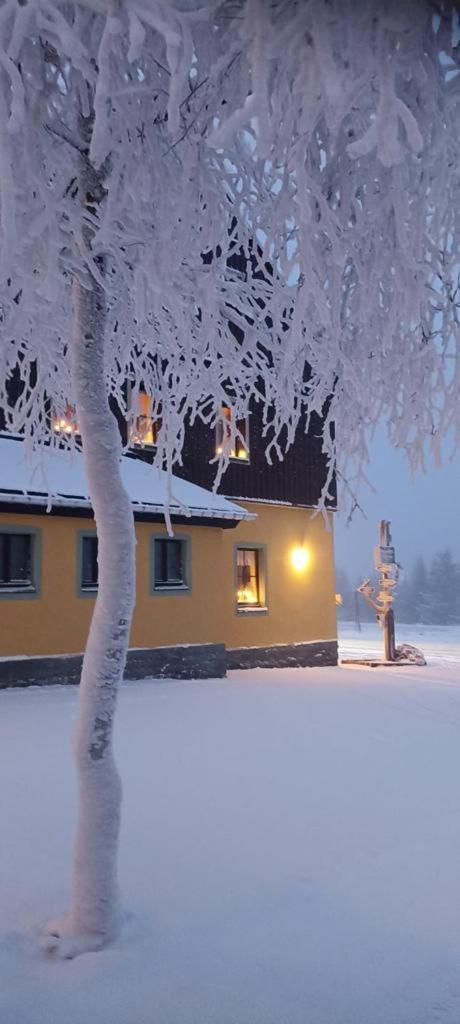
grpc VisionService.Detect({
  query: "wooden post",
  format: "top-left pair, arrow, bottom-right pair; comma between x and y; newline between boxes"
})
358,520 -> 399,663
384,608 -> 395,662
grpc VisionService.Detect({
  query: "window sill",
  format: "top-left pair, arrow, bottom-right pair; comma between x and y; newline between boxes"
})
236,605 -> 268,615
0,586 -> 39,600
152,585 -> 190,596
0,585 -> 34,592
213,450 -> 248,462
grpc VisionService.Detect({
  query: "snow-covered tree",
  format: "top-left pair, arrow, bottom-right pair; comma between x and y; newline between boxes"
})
1,0 -> 460,955
396,557 -> 430,624
0,0 -> 281,958
425,550 -> 460,624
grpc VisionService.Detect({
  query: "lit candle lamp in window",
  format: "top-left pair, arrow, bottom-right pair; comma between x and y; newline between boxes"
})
52,404 -> 79,435
216,405 -> 249,461
236,549 -> 260,605
130,388 -> 159,447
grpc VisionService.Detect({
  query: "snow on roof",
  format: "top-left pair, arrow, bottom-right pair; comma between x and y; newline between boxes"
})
0,435 -> 254,523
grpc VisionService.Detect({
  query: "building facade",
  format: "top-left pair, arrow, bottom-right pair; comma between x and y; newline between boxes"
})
0,395 -> 338,686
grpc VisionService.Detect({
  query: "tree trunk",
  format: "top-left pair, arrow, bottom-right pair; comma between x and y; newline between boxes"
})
44,275 -> 136,958
40,111 -> 136,957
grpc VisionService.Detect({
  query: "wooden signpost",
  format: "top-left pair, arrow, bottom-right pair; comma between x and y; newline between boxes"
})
357,520 -> 399,663
342,520 -> 425,668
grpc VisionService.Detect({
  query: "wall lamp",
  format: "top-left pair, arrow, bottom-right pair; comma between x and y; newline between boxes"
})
290,546 -> 310,573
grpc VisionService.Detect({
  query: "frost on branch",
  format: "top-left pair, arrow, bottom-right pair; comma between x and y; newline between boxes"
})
0,0 -> 272,487
214,0 -> 460,490
0,0 -> 460,503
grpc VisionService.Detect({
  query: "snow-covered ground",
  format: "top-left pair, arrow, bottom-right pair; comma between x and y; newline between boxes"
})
339,620 -> 460,664
2,656 -> 460,1024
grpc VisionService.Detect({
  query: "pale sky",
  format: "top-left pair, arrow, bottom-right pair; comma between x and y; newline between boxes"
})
334,432 -> 460,583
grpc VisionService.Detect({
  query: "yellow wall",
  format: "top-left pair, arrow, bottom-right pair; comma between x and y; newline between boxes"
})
0,504 -> 336,657
131,524 -> 225,649
224,502 -> 337,649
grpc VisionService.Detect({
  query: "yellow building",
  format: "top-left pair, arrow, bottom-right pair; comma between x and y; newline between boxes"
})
0,432 -> 337,686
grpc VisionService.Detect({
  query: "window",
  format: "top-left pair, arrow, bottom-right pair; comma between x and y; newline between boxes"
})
128,387 -> 160,448
236,546 -> 266,610
216,405 -> 249,461
79,534 -> 98,593
52,403 -> 79,436
0,529 -> 39,597
152,537 -> 189,592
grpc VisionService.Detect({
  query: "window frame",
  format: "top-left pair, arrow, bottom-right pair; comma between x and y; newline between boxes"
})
150,533 -> 191,596
127,382 -> 160,451
0,524 -> 41,600
234,542 -> 268,615
215,405 -> 250,464
77,529 -> 99,598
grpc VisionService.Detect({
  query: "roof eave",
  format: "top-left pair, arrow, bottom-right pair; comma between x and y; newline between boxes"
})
0,490 -> 256,525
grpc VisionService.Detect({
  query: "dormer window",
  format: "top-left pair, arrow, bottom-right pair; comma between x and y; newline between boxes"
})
216,405 -> 249,461
52,403 -> 79,436
128,386 -> 160,448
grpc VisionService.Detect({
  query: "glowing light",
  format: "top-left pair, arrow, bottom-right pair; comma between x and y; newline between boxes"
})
130,390 -> 158,447
216,404 -> 249,461
52,406 -> 79,435
290,547 -> 310,573
335,593 -> 343,606
237,588 -> 258,604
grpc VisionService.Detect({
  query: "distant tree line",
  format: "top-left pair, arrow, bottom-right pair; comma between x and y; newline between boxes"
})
337,550 -> 460,625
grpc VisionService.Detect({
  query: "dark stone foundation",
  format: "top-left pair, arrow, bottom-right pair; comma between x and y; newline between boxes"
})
0,643 -> 227,689
126,644 -> 227,681
0,639 -> 337,689
226,639 -> 338,671
0,653 -> 83,689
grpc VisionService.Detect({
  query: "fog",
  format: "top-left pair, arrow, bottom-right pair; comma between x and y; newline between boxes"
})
334,432 -> 460,583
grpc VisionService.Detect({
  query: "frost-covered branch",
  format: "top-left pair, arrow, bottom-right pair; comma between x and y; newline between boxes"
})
1,0 -> 460,497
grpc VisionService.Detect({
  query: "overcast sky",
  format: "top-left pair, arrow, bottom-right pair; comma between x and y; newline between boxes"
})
334,432 -> 460,582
